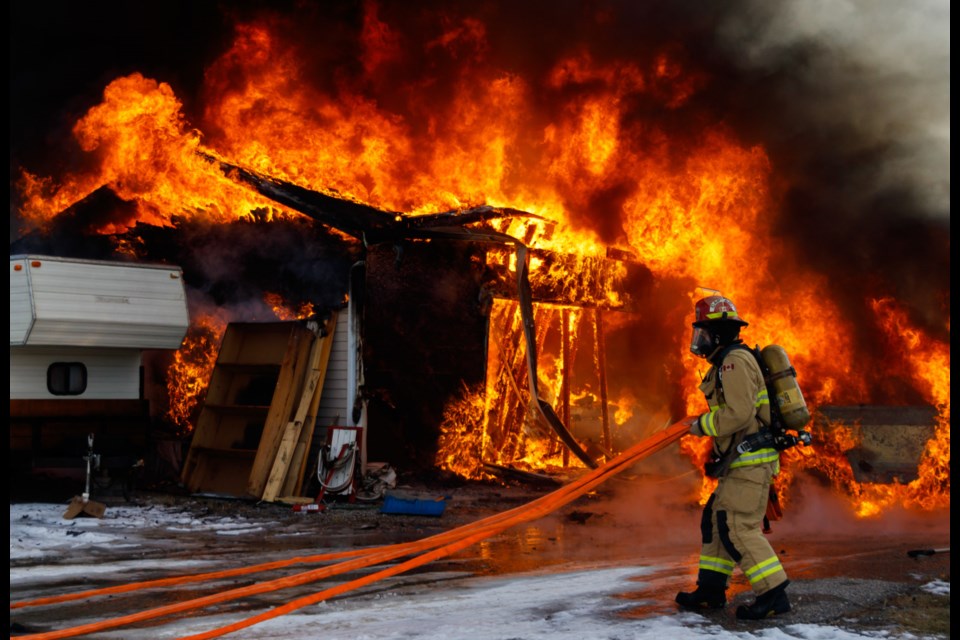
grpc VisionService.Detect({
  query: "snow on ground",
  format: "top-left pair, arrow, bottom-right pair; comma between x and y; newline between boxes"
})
921,580 -> 950,597
10,501 -> 948,639
223,567 -> 944,640
10,501 -> 262,560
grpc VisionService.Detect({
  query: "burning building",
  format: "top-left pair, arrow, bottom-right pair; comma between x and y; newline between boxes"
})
9,1 -> 949,516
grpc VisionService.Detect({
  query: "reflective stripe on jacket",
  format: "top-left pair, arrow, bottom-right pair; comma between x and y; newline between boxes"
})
693,346 -> 779,472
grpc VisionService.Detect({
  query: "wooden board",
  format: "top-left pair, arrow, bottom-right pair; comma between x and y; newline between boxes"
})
280,441 -> 307,497
288,362 -> 327,496
260,313 -> 338,501
246,327 -> 315,497
287,313 -> 339,496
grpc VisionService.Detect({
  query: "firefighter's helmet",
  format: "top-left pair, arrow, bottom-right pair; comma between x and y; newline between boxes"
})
692,295 -> 748,328
690,294 -> 748,358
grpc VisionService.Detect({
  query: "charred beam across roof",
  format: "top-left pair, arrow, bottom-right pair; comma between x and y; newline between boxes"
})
199,152 -> 544,245
202,152 -> 650,312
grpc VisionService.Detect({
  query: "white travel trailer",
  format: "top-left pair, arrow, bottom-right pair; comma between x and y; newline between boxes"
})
9,254 -> 190,476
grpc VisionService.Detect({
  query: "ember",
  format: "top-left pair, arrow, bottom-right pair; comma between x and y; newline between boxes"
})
10,2 -> 948,518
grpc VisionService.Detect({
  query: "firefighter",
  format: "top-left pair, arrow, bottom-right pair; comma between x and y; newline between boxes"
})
675,294 -> 791,620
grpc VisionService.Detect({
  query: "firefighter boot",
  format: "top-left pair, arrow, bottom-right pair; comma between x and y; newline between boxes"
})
736,580 -> 791,620
676,570 -> 727,610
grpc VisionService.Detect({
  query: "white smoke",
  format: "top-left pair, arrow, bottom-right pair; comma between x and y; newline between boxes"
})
716,0 -> 950,218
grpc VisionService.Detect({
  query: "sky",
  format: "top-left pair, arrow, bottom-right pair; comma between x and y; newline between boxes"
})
10,498 -> 949,640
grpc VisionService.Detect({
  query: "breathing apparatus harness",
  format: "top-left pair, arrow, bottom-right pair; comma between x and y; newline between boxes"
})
705,343 -> 812,479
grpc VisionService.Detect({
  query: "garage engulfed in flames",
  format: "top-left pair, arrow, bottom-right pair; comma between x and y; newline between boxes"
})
10,2 -> 948,520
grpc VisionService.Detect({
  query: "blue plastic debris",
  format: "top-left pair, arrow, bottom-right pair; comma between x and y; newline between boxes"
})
380,495 -> 447,517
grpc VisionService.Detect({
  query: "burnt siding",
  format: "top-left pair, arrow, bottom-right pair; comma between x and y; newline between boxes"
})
363,241 -> 488,469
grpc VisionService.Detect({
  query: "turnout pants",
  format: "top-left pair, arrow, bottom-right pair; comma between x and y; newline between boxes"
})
697,464 -> 787,595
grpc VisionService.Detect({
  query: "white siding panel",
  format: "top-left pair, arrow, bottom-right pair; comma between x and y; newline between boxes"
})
10,258 -> 34,345
307,300 -> 366,476
315,319 -> 350,432
10,346 -> 142,399
14,255 -> 189,349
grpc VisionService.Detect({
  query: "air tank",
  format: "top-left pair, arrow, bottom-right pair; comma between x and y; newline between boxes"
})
760,344 -> 811,430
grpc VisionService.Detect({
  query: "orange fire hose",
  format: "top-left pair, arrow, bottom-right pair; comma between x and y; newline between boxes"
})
14,420 -> 689,640
10,547 -> 380,610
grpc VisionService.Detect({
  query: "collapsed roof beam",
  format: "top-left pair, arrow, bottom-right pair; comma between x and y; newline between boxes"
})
200,152 -> 541,245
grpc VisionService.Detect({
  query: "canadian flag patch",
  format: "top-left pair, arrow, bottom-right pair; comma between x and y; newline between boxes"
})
721,363 -> 735,373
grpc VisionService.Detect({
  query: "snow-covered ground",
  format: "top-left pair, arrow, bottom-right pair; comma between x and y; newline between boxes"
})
10,500 -> 949,640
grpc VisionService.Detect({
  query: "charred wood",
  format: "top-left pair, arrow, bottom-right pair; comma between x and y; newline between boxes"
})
482,463 -> 563,487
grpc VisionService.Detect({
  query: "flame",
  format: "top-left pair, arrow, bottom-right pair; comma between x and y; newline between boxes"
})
16,73 -> 296,234
263,292 -> 316,321
675,295 -> 950,512
164,313 -> 228,436
13,6 -> 948,516
435,383 -> 490,480
793,298 -> 950,516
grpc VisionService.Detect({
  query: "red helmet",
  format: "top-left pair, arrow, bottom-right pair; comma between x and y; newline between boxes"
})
692,295 -> 748,327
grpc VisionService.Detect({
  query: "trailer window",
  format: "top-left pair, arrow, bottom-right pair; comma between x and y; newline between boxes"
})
47,362 -> 87,396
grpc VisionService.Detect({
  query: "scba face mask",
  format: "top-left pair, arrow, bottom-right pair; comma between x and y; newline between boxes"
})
690,326 -> 713,358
